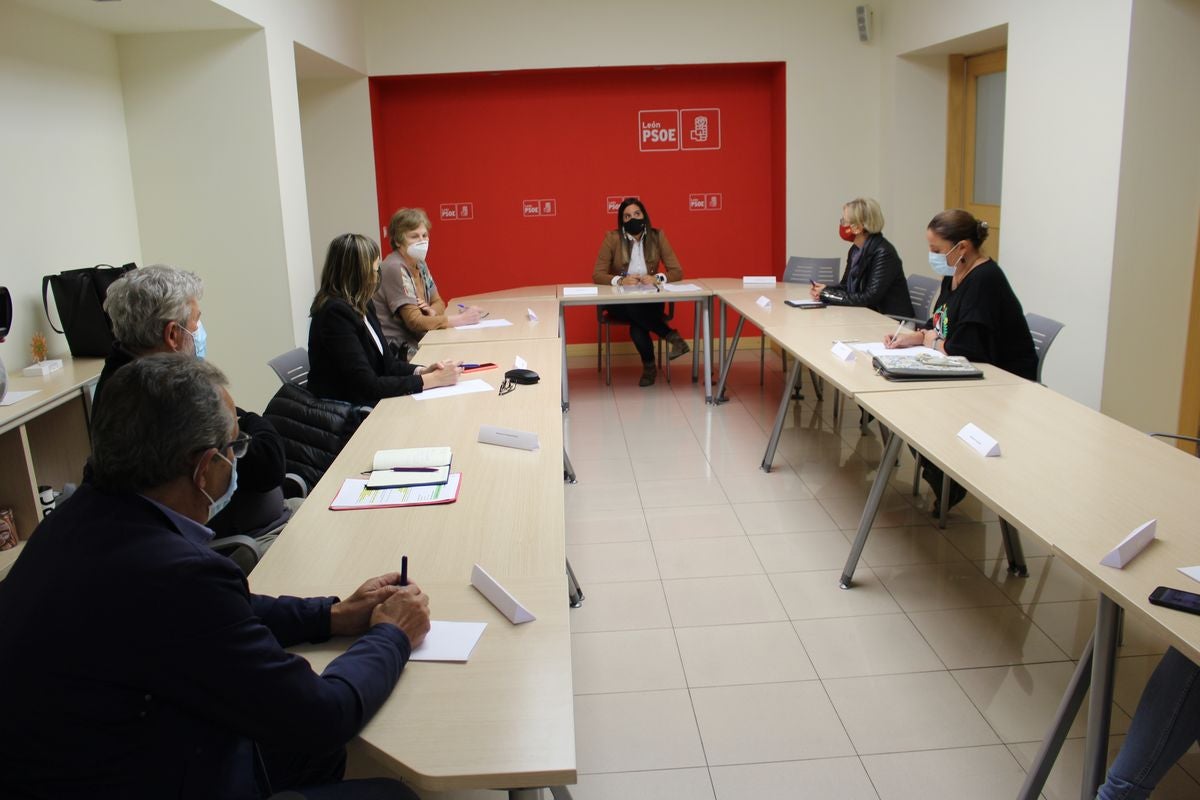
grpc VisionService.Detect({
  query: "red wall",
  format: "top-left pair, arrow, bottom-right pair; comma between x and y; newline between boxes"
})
369,63 -> 785,344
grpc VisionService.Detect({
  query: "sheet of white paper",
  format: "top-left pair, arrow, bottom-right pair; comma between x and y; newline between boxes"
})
514,356 -> 528,369
330,474 -> 462,509
1178,565 -> 1200,584
661,282 -> 703,292
849,342 -> 942,358
562,286 -> 599,296
408,621 -> 487,662
455,318 -> 513,330
615,285 -> 659,294
743,275 -> 777,285
412,379 -> 494,401
1100,519 -> 1157,568
0,390 -> 39,407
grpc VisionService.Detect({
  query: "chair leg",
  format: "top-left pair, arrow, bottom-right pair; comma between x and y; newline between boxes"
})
566,559 -> 584,607
604,323 -> 612,386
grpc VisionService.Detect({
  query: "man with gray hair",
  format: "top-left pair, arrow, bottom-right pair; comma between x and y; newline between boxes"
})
0,354 -> 429,799
96,264 -> 294,545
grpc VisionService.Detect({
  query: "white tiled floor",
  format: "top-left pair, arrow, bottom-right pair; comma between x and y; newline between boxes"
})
423,352 -> 1200,799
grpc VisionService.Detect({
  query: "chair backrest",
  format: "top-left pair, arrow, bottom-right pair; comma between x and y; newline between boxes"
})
1025,312 -> 1065,383
268,347 -> 310,388
783,256 -> 840,285
906,274 -> 941,320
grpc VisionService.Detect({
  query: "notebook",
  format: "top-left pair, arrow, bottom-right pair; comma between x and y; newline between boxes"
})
366,447 -> 452,489
330,474 -> 462,510
871,353 -> 984,381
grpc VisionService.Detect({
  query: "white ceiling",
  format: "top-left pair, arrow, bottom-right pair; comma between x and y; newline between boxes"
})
13,0 -> 253,34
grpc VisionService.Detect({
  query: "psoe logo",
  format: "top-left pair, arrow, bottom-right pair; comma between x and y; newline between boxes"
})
638,110 -> 680,152
440,202 -> 474,221
606,195 -> 635,213
680,108 -> 722,151
688,192 -> 723,211
522,200 -> 542,217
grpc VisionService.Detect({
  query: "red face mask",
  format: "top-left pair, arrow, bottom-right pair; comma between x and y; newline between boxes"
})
838,224 -> 857,242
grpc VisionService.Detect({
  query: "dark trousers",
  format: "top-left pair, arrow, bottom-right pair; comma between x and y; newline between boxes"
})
605,302 -> 673,364
262,745 -> 418,800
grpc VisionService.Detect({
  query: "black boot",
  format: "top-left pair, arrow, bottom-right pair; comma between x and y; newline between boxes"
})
666,331 -> 690,360
639,361 -> 657,387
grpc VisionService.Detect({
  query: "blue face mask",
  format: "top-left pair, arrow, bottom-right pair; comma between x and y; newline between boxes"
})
181,320 -> 207,359
198,452 -> 237,522
928,243 -> 962,277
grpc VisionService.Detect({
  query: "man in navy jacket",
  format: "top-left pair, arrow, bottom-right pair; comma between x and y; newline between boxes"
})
0,355 -> 429,799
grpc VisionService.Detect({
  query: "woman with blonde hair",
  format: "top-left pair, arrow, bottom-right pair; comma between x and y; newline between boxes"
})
810,197 -> 914,317
374,207 -> 482,361
308,233 -> 459,406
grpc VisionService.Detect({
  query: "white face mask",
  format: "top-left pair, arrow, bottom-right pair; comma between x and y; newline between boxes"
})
406,240 -> 430,262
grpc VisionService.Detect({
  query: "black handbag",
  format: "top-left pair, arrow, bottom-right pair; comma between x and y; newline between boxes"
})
41,263 -> 136,357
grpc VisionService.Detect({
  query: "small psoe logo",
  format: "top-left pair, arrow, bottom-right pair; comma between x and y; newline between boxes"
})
440,202 -> 473,221
522,199 -> 557,218
688,193 -> 723,211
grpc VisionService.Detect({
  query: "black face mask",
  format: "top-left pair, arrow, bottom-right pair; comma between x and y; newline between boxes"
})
622,218 -> 646,236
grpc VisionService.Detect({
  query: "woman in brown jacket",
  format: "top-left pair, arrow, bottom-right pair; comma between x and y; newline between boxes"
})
592,197 -> 689,386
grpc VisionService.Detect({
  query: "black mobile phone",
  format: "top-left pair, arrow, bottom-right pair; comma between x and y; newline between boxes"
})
1149,586 -> 1200,616
785,300 -> 825,309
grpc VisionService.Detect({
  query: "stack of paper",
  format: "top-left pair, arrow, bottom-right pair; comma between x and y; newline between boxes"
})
330,474 -> 462,510
661,282 -> 703,293
366,447 -> 452,489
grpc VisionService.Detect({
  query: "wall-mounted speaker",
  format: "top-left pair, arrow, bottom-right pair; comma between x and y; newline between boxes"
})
856,5 -> 873,43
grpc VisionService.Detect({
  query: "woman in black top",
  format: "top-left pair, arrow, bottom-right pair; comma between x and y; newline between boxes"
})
884,209 -> 1038,512
811,197 -> 914,318
307,233 -> 460,406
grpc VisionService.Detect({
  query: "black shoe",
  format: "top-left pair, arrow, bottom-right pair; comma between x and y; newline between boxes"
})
639,362 -> 657,387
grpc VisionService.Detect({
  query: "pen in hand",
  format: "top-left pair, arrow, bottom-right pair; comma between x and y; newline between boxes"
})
400,555 -> 408,587
459,303 -> 489,319
886,320 -> 907,348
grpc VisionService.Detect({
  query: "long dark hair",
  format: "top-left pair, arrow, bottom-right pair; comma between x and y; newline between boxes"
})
615,197 -> 652,233
311,233 -> 381,316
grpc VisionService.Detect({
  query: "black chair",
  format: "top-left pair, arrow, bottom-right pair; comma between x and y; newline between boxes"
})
268,347 -> 310,388
596,303 -> 676,385
1026,313 -> 1065,384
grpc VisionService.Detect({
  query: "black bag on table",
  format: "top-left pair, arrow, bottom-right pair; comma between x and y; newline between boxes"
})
42,263 -> 136,358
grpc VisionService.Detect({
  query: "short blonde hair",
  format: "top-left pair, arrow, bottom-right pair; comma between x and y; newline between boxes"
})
387,207 -> 432,250
842,198 -> 885,234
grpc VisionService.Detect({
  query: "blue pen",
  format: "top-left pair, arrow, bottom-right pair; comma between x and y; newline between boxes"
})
459,303 -> 488,319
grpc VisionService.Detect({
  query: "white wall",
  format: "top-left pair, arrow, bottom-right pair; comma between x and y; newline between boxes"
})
361,0 -> 884,264
1102,0 -> 1200,433
298,75 -> 379,286
118,29 -> 294,411
0,2 -> 142,370
879,0 -> 1137,410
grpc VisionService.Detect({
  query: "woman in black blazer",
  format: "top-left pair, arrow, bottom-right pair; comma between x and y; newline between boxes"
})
811,197 -> 914,318
307,233 -> 459,406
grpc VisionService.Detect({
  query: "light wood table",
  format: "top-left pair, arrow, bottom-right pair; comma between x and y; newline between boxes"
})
250,338 -> 575,796
450,285 -> 560,303
0,357 -> 103,576
556,283 -> 713,408
849,382 -> 1200,798
418,299 -> 561,347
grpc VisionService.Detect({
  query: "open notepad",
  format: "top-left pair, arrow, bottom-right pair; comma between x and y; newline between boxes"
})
366,447 -> 452,489
330,474 -> 462,510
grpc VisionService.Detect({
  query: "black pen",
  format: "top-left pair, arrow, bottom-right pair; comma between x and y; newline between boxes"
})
400,555 -> 408,587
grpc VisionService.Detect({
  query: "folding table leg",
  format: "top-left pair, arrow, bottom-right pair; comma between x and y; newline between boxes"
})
1017,632 -> 1096,800
563,451 -> 577,484
1082,594 -> 1120,799
840,432 -> 903,588
566,559 -> 584,608
761,358 -> 802,472
999,518 -> 1028,577
714,316 -> 745,405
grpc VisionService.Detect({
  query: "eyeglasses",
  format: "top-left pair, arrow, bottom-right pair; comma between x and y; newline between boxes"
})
498,378 -> 515,396
218,433 -> 252,459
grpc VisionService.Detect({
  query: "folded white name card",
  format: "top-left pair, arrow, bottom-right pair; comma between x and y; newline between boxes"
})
478,425 -> 540,451
1100,519 -> 1157,568
513,355 -> 528,369
830,341 -> 856,362
1178,565 -> 1200,584
471,564 -> 536,624
743,275 -> 777,286
527,307 -> 538,322
957,423 -> 1001,457
755,295 -> 772,308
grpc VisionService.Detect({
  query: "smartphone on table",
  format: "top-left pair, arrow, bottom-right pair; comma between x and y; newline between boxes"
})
1149,586 -> 1200,615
